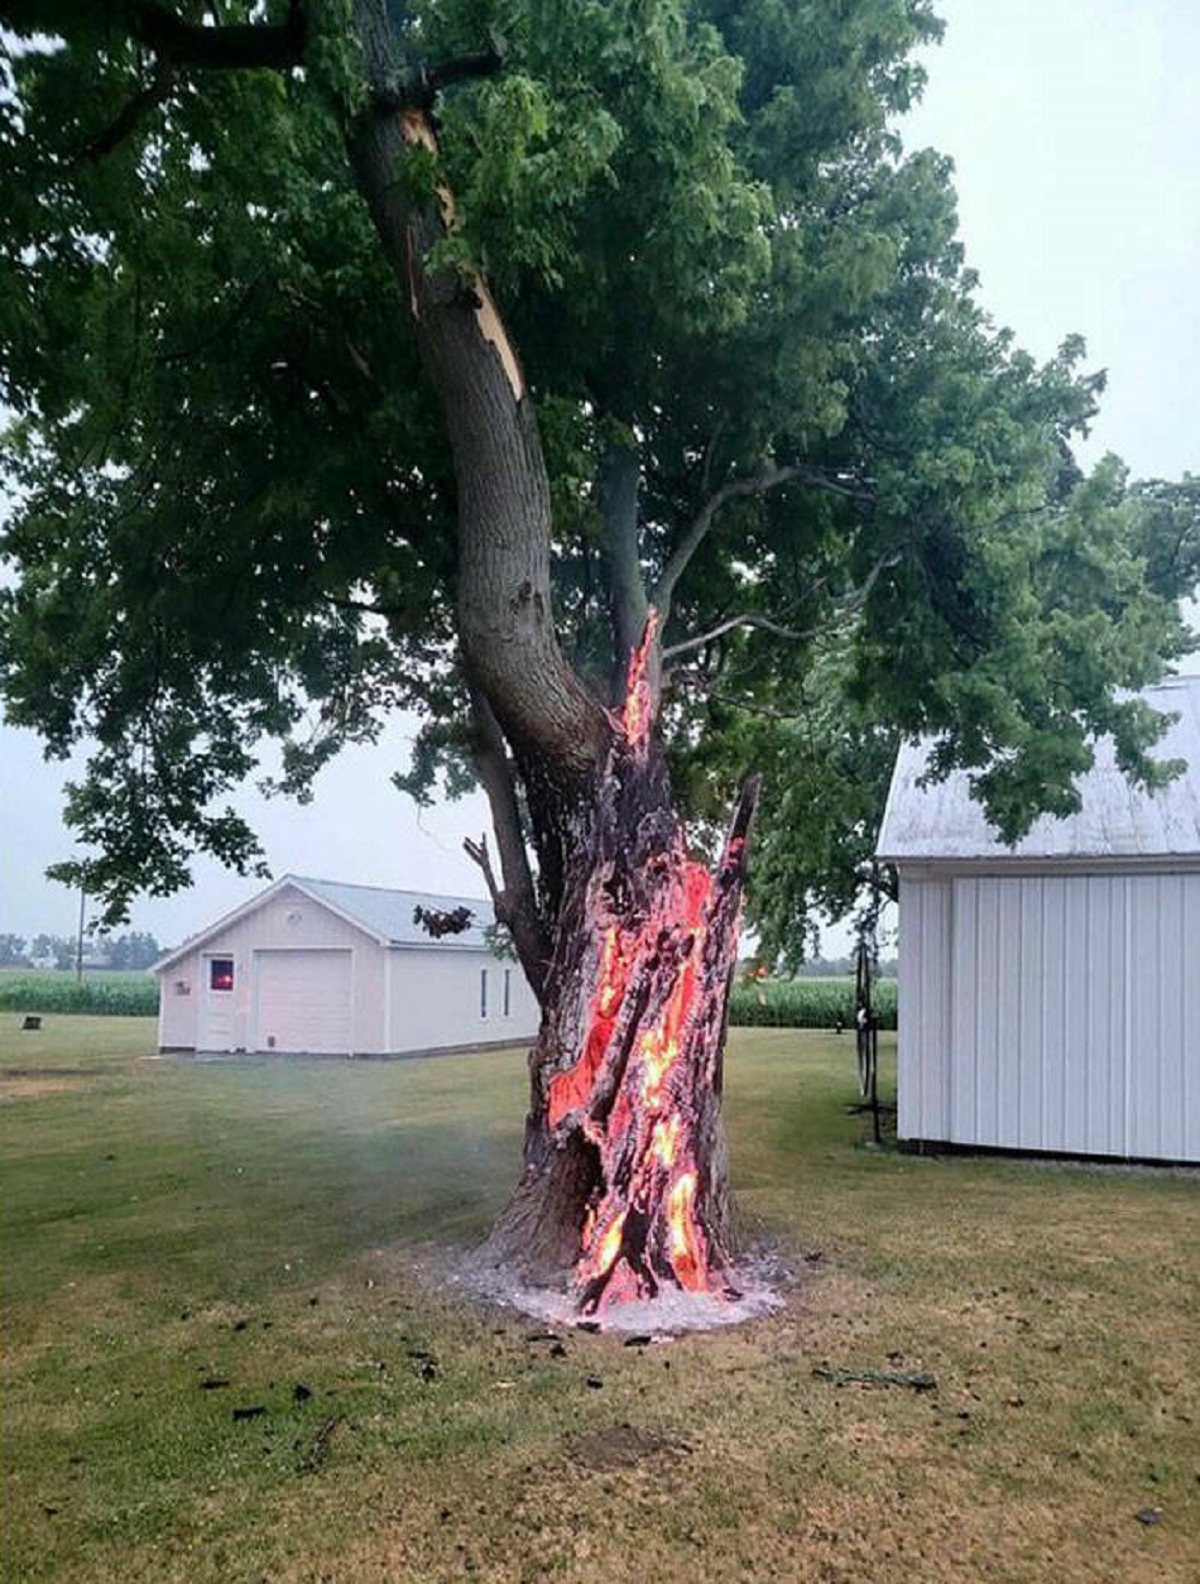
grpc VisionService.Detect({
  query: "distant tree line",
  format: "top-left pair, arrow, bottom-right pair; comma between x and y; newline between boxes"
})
794,954 -> 897,980
0,931 -> 161,970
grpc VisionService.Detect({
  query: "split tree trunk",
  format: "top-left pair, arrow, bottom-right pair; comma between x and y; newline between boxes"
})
345,3 -> 755,1309
486,636 -> 758,1308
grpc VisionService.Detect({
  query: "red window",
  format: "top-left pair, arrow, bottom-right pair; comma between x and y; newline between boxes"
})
210,958 -> 234,992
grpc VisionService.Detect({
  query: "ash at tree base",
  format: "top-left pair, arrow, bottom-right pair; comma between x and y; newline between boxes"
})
459,1249 -> 785,1335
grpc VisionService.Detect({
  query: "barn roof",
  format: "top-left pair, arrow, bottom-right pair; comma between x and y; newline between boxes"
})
293,876 -> 495,950
876,675 -> 1200,864
153,874 -> 495,971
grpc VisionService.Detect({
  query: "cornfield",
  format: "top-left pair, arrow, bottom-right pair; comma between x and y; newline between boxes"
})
729,975 -> 897,1030
0,971 -> 158,1017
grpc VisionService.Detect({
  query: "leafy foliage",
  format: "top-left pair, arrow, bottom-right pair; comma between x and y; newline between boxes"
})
0,1 -> 1195,942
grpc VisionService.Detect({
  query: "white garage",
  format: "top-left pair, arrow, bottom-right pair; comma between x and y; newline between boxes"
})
154,875 -> 541,1057
877,676 -> 1200,1164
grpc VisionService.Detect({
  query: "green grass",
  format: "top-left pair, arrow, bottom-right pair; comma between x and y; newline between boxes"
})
730,973 -> 898,1028
0,968 -> 157,1016
2,1017 -> 1196,1583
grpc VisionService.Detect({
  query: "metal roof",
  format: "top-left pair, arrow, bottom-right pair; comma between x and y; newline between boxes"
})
153,874 -> 495,971
292,876 -> 495,949
876,676 -> 1200,863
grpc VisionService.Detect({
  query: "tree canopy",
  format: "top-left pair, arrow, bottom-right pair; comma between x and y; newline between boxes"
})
1,0 -> 1196,951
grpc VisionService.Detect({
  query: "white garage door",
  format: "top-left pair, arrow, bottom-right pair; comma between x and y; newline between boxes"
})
254,949 -> 353,1054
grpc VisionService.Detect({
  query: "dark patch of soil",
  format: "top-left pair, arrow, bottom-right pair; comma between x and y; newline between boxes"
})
566,1424 -> 689,1472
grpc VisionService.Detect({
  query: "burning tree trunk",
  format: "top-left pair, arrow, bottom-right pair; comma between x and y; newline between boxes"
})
487,619 -> 758,1312
346,7 -> 757,1314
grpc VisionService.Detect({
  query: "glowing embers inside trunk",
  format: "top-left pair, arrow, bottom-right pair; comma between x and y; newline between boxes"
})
547,609 -> 744,1315
572,855 -> 726,1311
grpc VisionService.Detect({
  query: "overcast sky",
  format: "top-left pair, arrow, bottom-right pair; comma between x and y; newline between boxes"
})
1,0 -> 1198,946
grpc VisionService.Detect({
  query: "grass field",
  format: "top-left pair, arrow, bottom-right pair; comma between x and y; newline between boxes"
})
0,970 -> 893,1028
2,1017 -> 1196,1583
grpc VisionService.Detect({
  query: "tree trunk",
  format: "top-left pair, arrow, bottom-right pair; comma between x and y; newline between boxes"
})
487,632 -> 758,1311
343,6 -> 754,1312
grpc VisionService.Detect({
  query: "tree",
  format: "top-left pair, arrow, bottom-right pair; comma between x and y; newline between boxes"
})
0,933 -> 29,966
1,3 -> 1195,1307
105,930 -> 162,970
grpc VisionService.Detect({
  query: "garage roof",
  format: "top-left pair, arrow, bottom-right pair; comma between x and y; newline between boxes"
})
876,675 -> 1200,863
153,875 -> 496,971
295,876 -> 495,949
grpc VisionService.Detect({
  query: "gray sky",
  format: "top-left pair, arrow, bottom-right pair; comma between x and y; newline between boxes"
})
2,0 -> 1198,945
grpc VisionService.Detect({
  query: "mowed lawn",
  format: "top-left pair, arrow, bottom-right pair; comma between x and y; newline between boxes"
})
2,1020 -> 1196,1584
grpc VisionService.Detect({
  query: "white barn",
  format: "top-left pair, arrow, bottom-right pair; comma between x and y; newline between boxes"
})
153,875 -> 540,1057
877,676 -> 1200,1164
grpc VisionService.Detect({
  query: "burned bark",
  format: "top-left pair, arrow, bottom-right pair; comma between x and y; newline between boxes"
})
487,624 -> 759,1309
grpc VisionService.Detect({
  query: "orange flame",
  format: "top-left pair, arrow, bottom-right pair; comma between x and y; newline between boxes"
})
650,1113 -> 681,1169
666,1170 -> 706,1291
593,1210 -> 627,1277
620,609 -> 659,749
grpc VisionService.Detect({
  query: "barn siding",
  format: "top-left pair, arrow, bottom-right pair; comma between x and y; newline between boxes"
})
897,877 -> 953,1142
386,949 -> 540,1054
898,867 -> 1200,1162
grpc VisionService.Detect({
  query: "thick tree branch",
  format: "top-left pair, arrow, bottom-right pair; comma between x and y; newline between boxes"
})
346,14 -> 608,779
598,434 -> 651,700
371,35 -> 508,112
653,462 -> 874,621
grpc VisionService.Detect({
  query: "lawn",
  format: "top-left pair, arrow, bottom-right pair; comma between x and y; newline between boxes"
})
2,1017 -> 1196,1583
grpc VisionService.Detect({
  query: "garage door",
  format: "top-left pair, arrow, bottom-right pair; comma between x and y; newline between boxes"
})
254,949 -> 353,1054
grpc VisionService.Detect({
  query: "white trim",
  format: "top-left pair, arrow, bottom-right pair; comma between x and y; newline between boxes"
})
892,856 -> 1200,881
383,945 -> 393,1051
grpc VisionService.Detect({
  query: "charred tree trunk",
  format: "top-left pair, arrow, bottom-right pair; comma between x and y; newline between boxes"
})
487,627 -> 759,1310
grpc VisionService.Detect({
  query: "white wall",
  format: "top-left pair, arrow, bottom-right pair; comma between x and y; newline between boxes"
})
897,867 -> 1200,1163
156,883 -> 386,1053
387,948 -> 540,1054
896,875 -> 954,1143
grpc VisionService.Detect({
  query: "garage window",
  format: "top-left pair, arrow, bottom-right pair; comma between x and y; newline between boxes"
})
480,968 -> 489,1018
210,958 -> 234,992
503,968 -> 512,1017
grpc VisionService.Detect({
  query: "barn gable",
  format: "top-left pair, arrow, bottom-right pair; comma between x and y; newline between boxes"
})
877,676 -> 1200,1164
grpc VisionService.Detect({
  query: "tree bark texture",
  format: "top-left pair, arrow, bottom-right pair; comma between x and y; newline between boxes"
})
346,2 -> 608,791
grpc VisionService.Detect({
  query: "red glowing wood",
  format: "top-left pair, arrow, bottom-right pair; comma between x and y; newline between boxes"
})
619,607 -> 659,749
536,611 -> 752,1313
485,611 -> 757,1311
